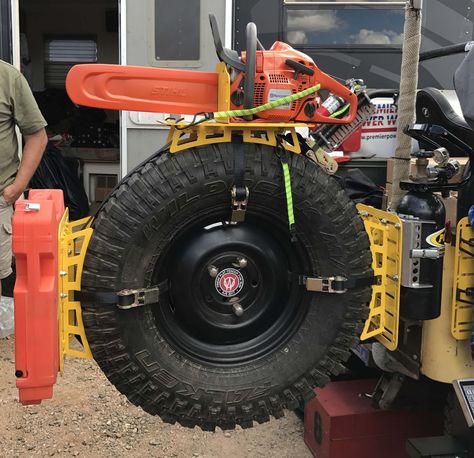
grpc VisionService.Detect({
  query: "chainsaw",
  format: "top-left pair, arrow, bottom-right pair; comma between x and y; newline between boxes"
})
66,15 -> 373,173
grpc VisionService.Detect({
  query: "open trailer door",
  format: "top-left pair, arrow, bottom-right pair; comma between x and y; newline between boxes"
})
119,0 -> 229,176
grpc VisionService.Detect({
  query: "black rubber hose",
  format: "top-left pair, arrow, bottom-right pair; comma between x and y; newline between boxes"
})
419,42 -> 473,62
243,22 -> 257,113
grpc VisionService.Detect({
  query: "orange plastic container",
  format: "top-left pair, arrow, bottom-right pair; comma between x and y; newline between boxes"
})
13,190 -> 64,405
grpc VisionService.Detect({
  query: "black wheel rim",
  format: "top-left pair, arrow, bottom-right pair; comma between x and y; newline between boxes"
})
151,208 -> 312,365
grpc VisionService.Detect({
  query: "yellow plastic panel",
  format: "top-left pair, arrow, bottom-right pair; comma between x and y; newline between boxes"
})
451,216 -> 474,340
357,204 -> 402,351
58,210 -> 93,371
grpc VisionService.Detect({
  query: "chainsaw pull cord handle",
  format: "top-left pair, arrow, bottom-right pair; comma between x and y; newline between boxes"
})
243,22 -> 257,119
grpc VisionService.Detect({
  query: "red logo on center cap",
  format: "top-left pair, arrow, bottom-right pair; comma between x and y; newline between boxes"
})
215,268 -> 244,297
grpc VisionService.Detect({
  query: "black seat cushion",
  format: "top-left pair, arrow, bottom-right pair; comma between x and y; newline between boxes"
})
454,47 -> 474,131
416,87 -> 474,156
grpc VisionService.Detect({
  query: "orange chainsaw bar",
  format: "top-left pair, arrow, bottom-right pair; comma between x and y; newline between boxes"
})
66,64 -> 219,114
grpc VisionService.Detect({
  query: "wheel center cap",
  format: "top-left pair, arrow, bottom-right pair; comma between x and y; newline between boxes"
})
215,268 -> 244,297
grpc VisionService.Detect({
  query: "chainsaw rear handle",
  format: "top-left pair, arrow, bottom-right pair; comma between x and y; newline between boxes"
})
313,71 -> 358,124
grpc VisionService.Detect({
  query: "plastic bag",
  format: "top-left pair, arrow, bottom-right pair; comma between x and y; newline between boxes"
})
335,168 -> 383,209
29,142 -> 89,220
0,296 -> 14,339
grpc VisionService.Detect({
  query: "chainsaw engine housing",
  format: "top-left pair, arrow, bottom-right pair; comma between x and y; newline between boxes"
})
230,42 -> 318,122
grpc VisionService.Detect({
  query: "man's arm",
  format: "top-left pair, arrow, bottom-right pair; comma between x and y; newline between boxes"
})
2,128 -> 48,204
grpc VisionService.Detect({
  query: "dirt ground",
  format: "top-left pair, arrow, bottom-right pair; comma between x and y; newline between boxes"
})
0,337 -> 312,458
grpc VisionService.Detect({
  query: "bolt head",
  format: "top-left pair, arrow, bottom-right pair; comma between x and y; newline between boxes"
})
237,257 -> 247,268
208,266 -> 218,278
232,303 -> 244,317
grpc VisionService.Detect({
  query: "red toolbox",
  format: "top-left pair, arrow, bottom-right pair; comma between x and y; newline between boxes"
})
304,379 -> 444,458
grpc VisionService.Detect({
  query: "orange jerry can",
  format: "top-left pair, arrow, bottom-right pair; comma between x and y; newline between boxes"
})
13,190 -> 64,405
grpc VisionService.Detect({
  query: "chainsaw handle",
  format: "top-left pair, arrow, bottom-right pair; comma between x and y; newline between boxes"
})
313,71 -> 358,124
209,14 -> 245,72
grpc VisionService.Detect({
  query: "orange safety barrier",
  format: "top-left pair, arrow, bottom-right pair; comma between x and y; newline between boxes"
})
13,190 -> 64,405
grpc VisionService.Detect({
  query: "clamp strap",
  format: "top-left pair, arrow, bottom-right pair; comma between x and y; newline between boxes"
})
74,281 -> 168,309
231,134 -> 249,223
276,137 -> 297,241
301,274 -> 376,294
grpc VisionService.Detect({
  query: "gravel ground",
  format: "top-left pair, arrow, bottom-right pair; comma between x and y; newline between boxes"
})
0,337 -> 311,458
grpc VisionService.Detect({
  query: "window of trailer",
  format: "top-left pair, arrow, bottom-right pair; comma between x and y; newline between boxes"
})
284,1 -> 406,48
154,0 -> 200,63
44,37 -> 97,88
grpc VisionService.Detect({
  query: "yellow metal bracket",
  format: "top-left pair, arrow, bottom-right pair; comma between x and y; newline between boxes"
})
451,216 -> 474,340
58,210 -> 93,371
166,121 -> 303,154
357,204 -> 402,351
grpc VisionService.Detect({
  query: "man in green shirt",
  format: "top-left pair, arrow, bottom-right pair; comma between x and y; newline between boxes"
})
0,60 -> 48,296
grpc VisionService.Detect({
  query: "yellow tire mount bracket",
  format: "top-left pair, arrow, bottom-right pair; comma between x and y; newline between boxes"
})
451,216 -> 474,340
58,210 -> 94,372
357,204 -> 403,351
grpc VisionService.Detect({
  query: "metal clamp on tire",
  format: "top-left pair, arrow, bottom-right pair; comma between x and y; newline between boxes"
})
302,274 -> 376,294
303,275 -> 348,294
117,287 -> 160,309
75,285 -> 164,309
231,185 -> 249,223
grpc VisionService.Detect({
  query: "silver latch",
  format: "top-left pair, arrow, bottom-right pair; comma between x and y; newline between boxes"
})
231,186 -> 249,223
304,276 -> 347,294
411,248 -> 443,259
25,202 -> 41,212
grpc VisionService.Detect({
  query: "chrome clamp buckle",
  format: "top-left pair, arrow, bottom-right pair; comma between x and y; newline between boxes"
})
304,275 -> 347,294
231,185 -> 249,223
116,287 -> 160,310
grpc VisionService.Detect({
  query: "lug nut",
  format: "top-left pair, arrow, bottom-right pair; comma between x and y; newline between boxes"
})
208,265 -> 219,278
236,257 -> 247,268
232,303 -> 244,317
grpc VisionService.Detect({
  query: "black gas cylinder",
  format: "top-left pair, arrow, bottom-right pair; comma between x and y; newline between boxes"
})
397,191 -> 446,320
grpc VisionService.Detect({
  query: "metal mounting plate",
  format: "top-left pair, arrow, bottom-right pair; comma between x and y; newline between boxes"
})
357,204 -> 403,351
58,211 -> 94,371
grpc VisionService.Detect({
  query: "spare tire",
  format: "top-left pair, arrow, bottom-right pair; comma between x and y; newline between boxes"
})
81,143 -> 372,430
